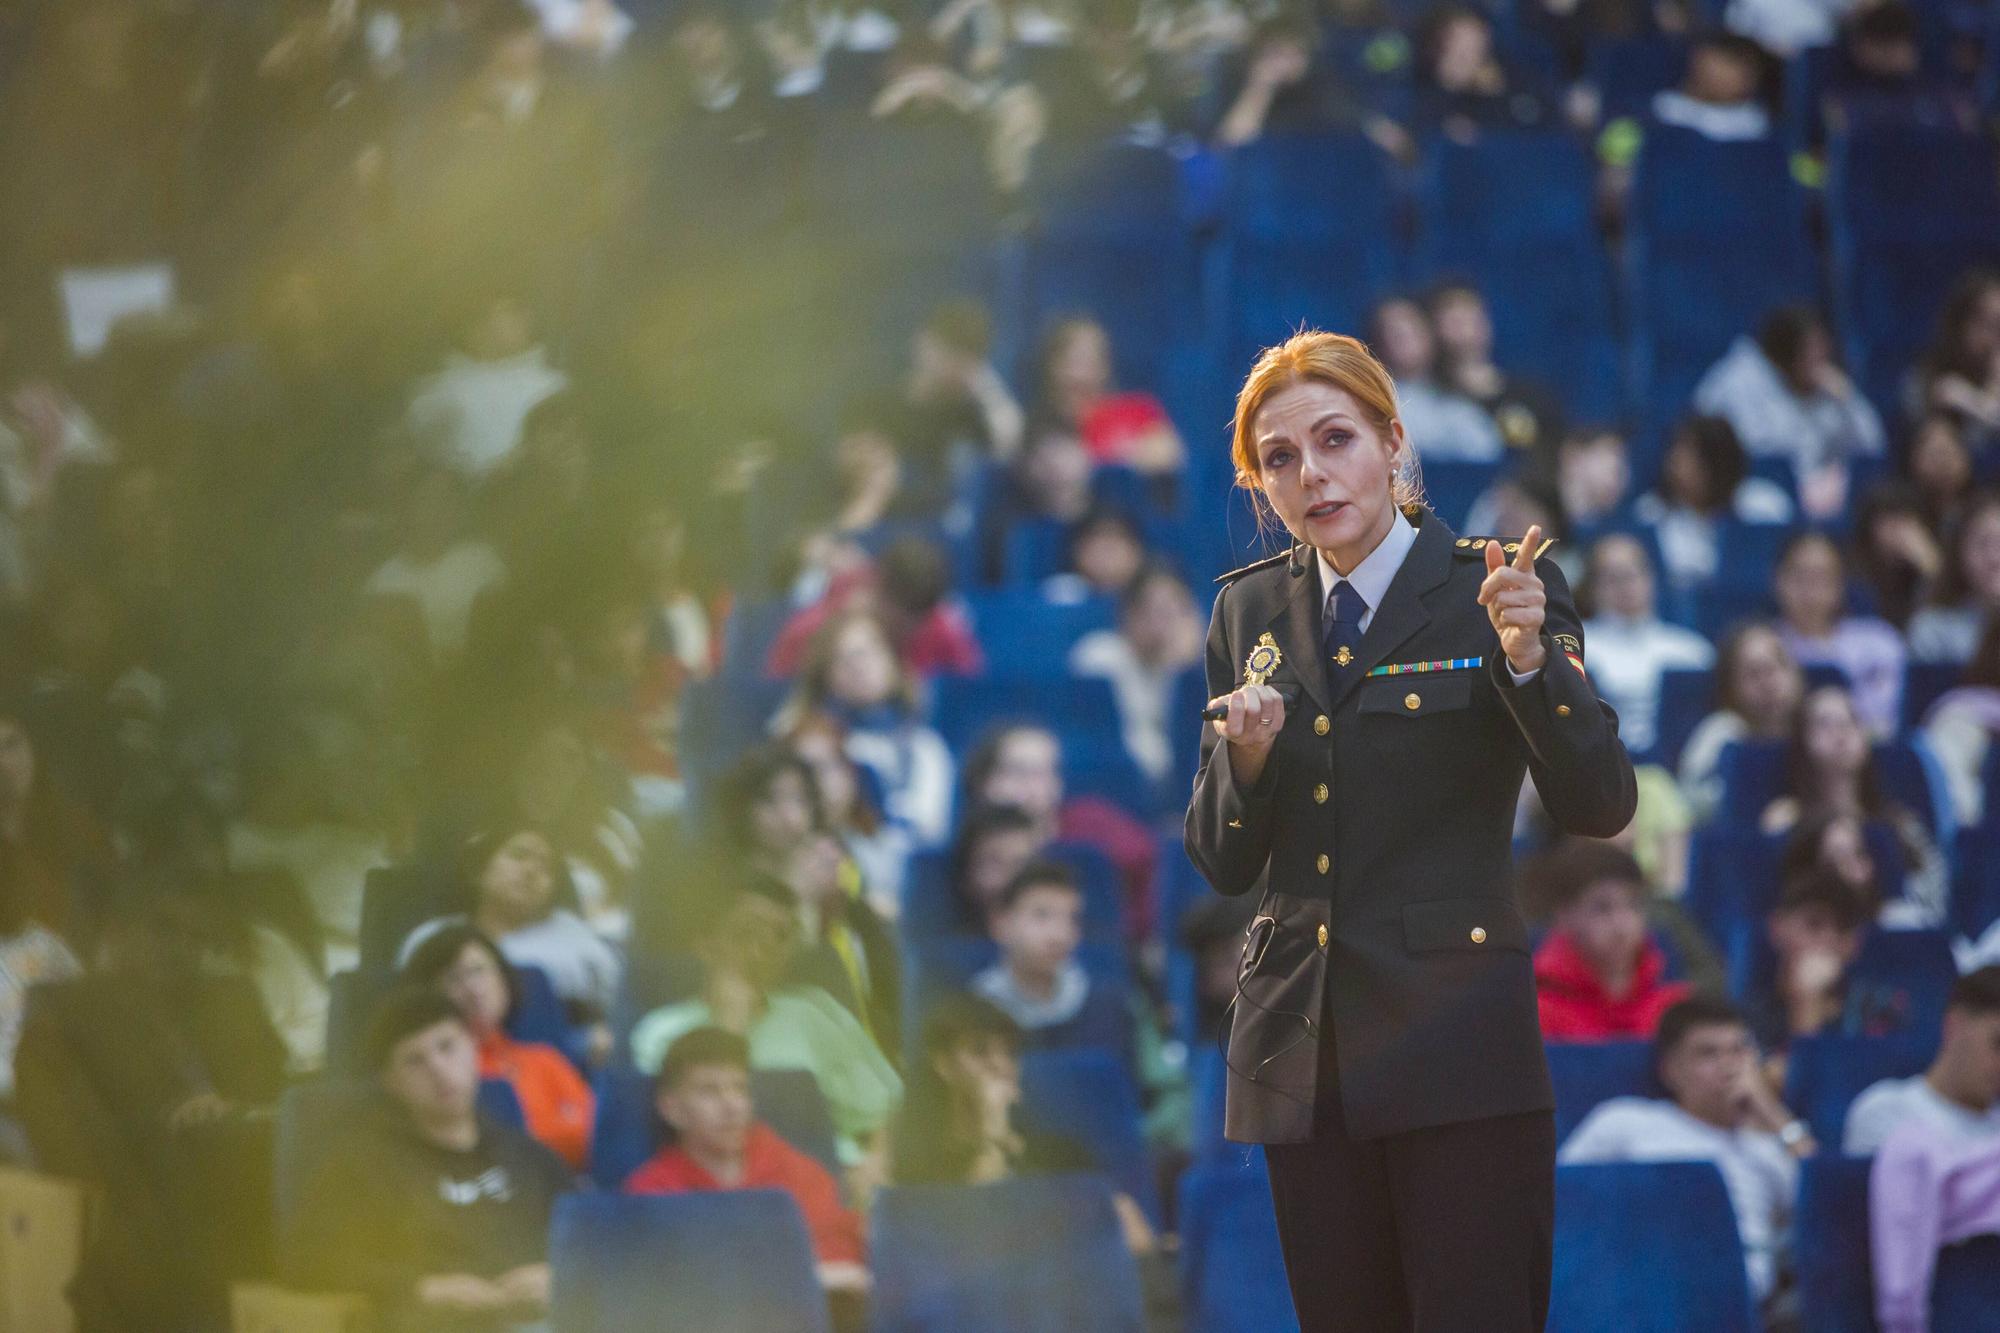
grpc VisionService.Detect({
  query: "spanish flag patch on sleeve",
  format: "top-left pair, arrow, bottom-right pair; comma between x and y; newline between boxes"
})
1556,632 -> 1585,678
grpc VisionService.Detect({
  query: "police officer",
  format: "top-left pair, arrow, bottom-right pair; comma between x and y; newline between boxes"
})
1186,331 -> 1637,1331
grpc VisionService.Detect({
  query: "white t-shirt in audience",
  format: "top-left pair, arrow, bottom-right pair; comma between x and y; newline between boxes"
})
1560,1096 -> 1798,1300
1843,1076 -> 2000,1157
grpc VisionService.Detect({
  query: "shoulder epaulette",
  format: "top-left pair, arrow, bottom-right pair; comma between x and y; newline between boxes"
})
1451,535 -> 1558,560
1213,547 -> 1297,585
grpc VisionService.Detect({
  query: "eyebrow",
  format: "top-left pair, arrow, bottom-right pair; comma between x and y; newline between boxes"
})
1259,413 -> 1353,451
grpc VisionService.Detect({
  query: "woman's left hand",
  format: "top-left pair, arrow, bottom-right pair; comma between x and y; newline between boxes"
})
1477,523 -> 1549,675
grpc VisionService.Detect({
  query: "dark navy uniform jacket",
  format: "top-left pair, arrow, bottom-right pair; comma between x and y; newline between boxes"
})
1184,506 -> 1637,1145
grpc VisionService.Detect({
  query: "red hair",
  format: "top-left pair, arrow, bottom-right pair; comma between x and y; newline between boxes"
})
1229,330 -> 1422,515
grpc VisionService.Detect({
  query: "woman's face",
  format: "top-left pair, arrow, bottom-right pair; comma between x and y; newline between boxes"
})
790,733 -> 856,823
1802,688 -> 1868,780
1250,379 -> 1405,568
478,830 -> 557,925
980,731 -> 1063,821
1022,430 -> 1094,520
1371,302 -> 1434,379
439,941 -> 511,1035
1048,324 -> 1112,424
0,718 -> 33,807
934,1032 -> 1020,1105
1909,419 -> 1971,498
1663,432 -> 1717,509
750,768 -> 816,857
1125,578 -> 1198,664
1430,292 -> 1491,362
1961,506 -> 2000,604
1590,536 -> 1654,620
1730,628 -> 1803,726
1073,523 -> 1144,593
1433,16 -> 1492,89
1776,538 -> 1845,631
965,827 -> 1042,917
826,619 -> 899,709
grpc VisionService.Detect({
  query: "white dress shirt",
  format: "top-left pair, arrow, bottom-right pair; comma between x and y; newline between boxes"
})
1316,510 -> 1540,683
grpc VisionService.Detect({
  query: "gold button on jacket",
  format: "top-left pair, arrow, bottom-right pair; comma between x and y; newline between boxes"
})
1313,783 -> 1329,804
1314,715 -> 1330,736
1404,693 -> 1421,711
1317,924 -> 1328,948
1556,704 -> 1571,717
1316,854 -> 1330,874
1470,926 -> 1488,944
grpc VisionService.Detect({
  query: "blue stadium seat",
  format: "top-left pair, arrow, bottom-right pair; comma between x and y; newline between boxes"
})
1415,460 -> 1503,532
1784,1031 -> 1934,1146
929,676 -> 1125,761
1586,33 -> 1688,121
1547,1041 -> 1660,1144
1026,143 -> 1207,392
965,591 -> 1117,674
1626,126 -> 1815,437
1901,660 -> 1964,733
1218,133 -> 1402,369
1935,1236 -> 2000,1331
589,1065 -> 842,1190
1410,132 -> 1622,419
1795,1154 -> 1875,1333
1016,1048 -> 1159,1224
1177,1160 -> 1298,1333
1955,824 -> 2000,939
476,1078 -> 526,1131
1827,123 -> 2000,411
550,1192 -> 831,1333
902,939 -> 1133,1062
1682,822 -> 1786,945
1652,667 -> 1716,774
1549,1161 -> 1758,1333
869,1175 -> 1147,1333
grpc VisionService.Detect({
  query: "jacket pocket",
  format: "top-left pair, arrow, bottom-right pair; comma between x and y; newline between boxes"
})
1357,673 -> 1474,718
1402,896 -> 1529,953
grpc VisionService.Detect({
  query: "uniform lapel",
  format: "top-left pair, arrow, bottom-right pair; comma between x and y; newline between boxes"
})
1266,554 -> 1337,724
1328,510 -> 1458,712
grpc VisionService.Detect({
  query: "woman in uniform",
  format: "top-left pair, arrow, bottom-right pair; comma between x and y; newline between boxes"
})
1185,331 -> 1637,1331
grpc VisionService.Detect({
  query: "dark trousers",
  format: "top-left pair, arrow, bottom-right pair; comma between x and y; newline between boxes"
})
1263,1022 -> 1555,1332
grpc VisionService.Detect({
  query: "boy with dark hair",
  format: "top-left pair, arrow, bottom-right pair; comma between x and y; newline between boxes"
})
1846,966 -> 2000,1154
969,861 -> 1133,1065
1532,840 -> 1694,1042
1560,996 -> 1814,1304
625,1026 -> 866,1292
1747,868 -> 1912,1064
286,988 -> 568,1331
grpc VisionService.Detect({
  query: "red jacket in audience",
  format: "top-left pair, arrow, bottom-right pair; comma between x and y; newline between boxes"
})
1534,929 -> 1691,1042
624,1122 -> 865,1264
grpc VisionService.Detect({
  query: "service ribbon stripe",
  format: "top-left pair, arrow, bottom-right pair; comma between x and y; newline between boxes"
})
1364,657 -> 1483,677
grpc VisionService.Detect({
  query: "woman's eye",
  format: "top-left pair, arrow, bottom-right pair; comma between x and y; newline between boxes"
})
1327,432 -> 1351,447
1267,451 -> 1292,468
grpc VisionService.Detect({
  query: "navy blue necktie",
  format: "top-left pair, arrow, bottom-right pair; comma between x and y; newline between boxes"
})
1325,580 -> 1368,671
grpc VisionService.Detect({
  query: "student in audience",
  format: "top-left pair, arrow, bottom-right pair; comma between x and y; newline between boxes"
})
1773,531 -> 1907,737
406,292 -> 569,479
970,860 -> 1133,1062
1907,490 -> 2000,664
784,712 -> 910,921
1781,808 -> 1894,918
1367,296 -> 1504,462
1412,3 -> 1549,138
364,461 -> 509,668
947,803 -> 1046,933
288,988 -> 568,1332
1760,683 -> 1947,927
979,419 -> 1101,583
629,880 -> 902,1170
1851,482 -> 1945,629
718,745 -> 900,1048
1210,12 -> 1363,146
626,1026 -> 868,1294
1743,869 -> 1913,1071
1049,505 -> 1149,601
1695,306 -> 1887,519
1868,1125 -> 2000,1333
1033,316 -> 1184,475
1429,283 -> 1568,456
963,723 -> 1157,943
778,607 -> 955,848
401,825 -> 623,1040
902,297 -> 1025,470
1845,965 -> 2000,1154
1921,614 -> 2000,827
1910,267 -> 2000,452
1635,415 -> 1795,590
1649,31 -> 1772,141
1578,532 -> 1715,755
1532,840 -> 1694,1042
1907,411 -> 1979,535
1549,426 -> 1631,537
402,923 -> 595,1170
1679,622 -> 1806,821
1068,563 -> 1204,786
1559,996 -> 1814,1305
893,993 -> 1156,1254
768,534 -> 984,681
501,718 -> 647,940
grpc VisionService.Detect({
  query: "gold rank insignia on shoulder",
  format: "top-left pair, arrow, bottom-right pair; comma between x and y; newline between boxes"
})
1244,633 -> 1283,687
1454,534 -> 1559,559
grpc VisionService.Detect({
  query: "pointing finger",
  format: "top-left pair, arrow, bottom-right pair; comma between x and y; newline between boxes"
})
1514,524 -> 1542,573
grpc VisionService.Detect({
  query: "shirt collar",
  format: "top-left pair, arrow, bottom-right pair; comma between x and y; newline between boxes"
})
1316,507 -> 1417,614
